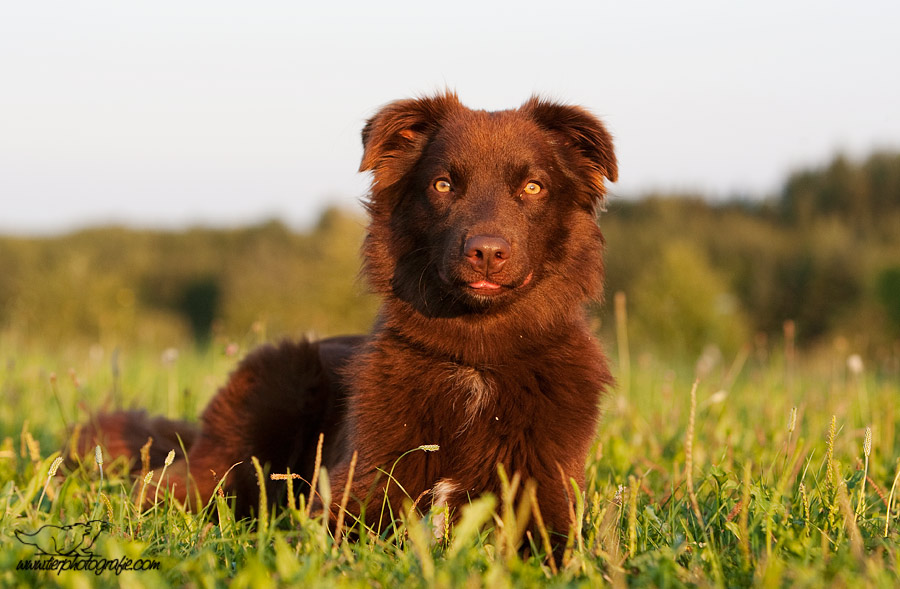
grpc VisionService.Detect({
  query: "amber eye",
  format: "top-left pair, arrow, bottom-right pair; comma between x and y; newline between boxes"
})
523,182 -> 542,195
434,179 -> 452,193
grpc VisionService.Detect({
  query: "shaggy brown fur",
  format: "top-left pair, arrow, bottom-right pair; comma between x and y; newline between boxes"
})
77,92 -> 617,547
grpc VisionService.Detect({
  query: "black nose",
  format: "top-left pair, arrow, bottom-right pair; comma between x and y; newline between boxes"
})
464,235 -> 511,275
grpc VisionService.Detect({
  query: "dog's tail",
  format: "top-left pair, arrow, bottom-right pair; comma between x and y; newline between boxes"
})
70,410 -> 199,472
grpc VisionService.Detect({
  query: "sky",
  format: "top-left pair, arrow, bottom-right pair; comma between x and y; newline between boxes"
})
1,1 -> 898,234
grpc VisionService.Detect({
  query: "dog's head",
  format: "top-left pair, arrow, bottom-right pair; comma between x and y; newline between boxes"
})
360,92 -> 617,320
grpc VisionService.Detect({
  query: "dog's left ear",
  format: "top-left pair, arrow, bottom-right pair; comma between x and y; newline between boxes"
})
360,92 -> 460,188
521,97 -> 618,206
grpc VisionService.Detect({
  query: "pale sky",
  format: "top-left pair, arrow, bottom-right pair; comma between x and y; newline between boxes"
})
1,1 -> 898,234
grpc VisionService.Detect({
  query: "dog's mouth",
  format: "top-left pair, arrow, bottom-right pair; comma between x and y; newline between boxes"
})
436,265 -> 534,300
462,271 -> 533,297
438,270 -> 534,299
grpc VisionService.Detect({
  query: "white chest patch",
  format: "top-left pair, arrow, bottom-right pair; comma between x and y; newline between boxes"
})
446,365 -> 493,431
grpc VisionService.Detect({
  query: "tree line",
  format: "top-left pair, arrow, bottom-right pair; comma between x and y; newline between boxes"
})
1,151 -> 898,358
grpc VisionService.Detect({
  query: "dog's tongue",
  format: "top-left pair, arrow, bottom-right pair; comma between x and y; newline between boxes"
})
468,280 -> 502,290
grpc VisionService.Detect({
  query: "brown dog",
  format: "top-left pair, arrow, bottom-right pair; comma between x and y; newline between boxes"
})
79,92 -> 617,548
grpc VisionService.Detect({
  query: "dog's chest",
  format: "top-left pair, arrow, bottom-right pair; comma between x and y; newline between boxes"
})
438,362 -> 571,436
353,335 -> 604,455
445,364 -> 495,428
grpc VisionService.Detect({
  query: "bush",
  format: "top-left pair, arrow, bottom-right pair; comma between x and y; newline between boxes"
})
628,241 -> 749,360
876,266 -> 900,334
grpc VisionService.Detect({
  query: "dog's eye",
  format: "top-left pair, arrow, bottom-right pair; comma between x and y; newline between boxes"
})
523,182 -> 542,195
434,179 -> 452,193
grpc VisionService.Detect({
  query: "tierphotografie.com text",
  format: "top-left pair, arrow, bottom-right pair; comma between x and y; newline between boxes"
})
16,554 -> 161,576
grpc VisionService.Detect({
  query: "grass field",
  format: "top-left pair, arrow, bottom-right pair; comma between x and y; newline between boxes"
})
1,329 -> 899,588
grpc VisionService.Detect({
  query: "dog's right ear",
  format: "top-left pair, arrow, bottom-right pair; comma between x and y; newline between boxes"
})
359,92 -> 460,187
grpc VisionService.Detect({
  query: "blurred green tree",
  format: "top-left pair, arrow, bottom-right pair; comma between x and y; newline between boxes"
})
628,241 -> 750,359
177,277 -> 221,344
876,267 -> 900,335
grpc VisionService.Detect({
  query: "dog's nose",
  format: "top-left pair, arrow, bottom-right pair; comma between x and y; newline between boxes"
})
464,235 -> 510,275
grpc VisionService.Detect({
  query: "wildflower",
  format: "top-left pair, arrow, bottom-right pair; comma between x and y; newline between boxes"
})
48,456 -> 63,477
161,348 -> 179,366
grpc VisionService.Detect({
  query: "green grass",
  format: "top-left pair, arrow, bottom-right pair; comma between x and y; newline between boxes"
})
1,336 -> 899,588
